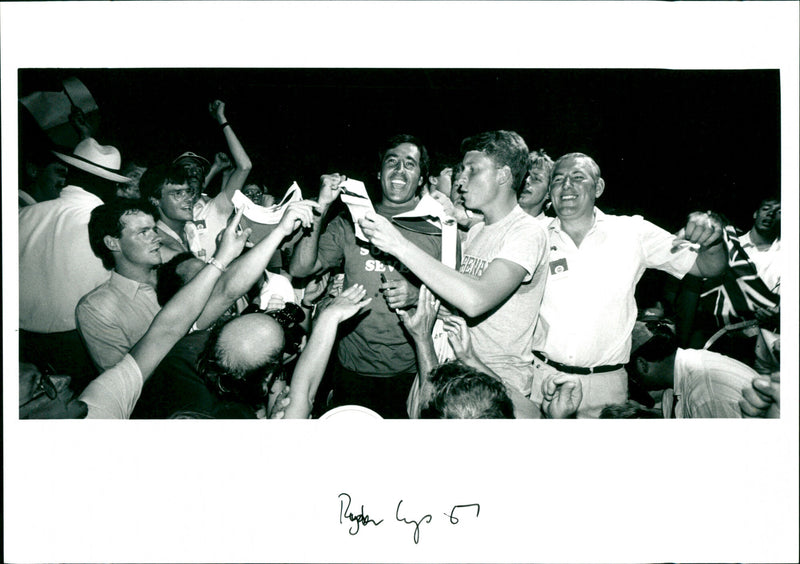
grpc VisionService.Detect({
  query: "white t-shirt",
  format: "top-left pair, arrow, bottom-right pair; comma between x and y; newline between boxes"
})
459,205 -> 549,396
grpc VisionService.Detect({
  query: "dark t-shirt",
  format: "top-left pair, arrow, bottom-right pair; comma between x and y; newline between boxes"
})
316,201 -> 444,376
131,330 -> 254,419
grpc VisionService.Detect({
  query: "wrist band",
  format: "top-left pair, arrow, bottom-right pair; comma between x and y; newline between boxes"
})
207,257 -> 228,272
220,122 -> 230,129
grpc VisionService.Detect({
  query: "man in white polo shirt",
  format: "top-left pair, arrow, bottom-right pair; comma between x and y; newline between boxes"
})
530,152 -> 728,417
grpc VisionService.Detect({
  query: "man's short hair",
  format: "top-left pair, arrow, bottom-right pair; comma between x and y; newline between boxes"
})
197,316 -> 285,410
552,152 -> 602,182
378,133 -> 430,181
421,361 -> 515,419
529,149 -> 554,176
460,130 -> 531,194
88,198 -> 158,269
758,195 -> 781,208
139,163 -> 190,201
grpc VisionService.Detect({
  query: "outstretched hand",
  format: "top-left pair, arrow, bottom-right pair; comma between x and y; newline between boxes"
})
214,206 -> 251,265
397,285 -> 440,341
380,277 -> 419,310
322,284 -> 372,324
541,373 -> 583,419
442,315 -> 475,362
740,372 -> 780,418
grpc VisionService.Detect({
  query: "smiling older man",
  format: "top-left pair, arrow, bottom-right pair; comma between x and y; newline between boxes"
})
530,152 -> 729,417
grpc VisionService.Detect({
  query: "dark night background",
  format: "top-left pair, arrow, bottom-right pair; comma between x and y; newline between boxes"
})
19,67 -> 780,232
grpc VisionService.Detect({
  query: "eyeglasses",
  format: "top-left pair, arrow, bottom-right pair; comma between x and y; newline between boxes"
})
164,188 -> 194,201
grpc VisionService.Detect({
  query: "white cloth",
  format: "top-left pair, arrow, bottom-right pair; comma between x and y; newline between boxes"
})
19,185 -> 111,332
533,209 -> 696,367
79,353 -> 143,419
459,205 -> 549,396
672,348 -> 755,418
259,272 -> 298,306
192,193 -> 233,260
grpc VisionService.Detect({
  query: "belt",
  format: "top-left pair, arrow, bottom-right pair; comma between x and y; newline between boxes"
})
533,351 -> 624,375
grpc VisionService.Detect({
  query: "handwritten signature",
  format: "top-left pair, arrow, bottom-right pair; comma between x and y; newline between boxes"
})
338,492 -> 480,544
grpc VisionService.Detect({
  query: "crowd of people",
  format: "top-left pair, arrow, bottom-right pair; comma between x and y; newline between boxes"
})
18,99 -> 782,420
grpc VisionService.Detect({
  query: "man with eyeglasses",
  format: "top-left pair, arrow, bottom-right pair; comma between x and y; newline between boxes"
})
529,152 -> 729,418
140,163 -> 201,262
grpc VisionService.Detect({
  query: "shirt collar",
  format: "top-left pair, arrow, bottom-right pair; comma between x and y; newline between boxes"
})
549,207 -> 605,233
110,270 -> 151,300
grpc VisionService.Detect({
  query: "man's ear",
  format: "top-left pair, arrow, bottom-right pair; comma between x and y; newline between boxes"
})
148,196 -> 160,208
417,174 -> 424,187
635,356 -> 649,376
103,235 -> 121,252
595,178 -> 606,198
377,171 -> 382,181
497,165 -> 512,187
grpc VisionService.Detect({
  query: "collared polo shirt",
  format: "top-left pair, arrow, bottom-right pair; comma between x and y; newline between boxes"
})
76,271 -> 162,371
533,208 -> 696,367
672,348 -> 754,418
19,185 -> 111,333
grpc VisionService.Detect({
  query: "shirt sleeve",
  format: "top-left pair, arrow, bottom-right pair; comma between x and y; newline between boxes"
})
76,294 -> 131,371
79,354 -> 144,419
494,219 -> 548,280
636,216 -> 696,278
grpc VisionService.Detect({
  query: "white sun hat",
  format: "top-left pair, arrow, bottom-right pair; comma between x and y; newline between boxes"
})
52,137 -> 130,183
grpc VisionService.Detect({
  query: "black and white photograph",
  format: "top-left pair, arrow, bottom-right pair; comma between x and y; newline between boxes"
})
3,2 -> 798,562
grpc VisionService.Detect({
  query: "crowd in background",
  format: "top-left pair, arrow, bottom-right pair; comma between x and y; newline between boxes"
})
18,96 -> 781,420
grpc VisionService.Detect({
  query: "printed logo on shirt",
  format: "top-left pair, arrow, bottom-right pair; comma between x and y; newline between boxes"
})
549,257 -> 568,275
460,255 -> 488,278
359,245 -> 410,273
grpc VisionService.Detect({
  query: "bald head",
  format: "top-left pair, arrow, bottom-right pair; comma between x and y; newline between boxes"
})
215,314 -> 285,374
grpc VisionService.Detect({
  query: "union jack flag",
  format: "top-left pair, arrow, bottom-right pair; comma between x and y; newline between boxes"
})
699,225 -> 780,327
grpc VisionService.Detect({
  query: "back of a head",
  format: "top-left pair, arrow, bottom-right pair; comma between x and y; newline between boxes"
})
421,361 -> 515,419
460,130 -> 530,194
156,252 -> 198,306
198,314 -> 285,409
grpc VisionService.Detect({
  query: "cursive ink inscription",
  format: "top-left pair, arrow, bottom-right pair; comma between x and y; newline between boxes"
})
445,503 -> 480,524
395,499 -> 433,544
338,493 -> 384,535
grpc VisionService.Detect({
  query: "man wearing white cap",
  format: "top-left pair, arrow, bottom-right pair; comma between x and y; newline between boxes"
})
167,100 -> 253,261
19,137 -> 130,389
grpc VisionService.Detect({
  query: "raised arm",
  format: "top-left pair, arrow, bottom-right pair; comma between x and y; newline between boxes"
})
282,284 -> 371,419
360,212 -> 530,318
675,211 -> 728,278
208,100 -> 253,210
397,285 -> 441,418
288,173 -> 346,278
130,208 -> 250,380
194,200 -> 320,330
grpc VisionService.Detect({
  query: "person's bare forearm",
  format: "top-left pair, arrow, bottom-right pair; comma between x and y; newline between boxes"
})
289,213 -> 327,277
194,228 -> 286,329
283,311 -> 340,418
131,262 -> 224,380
